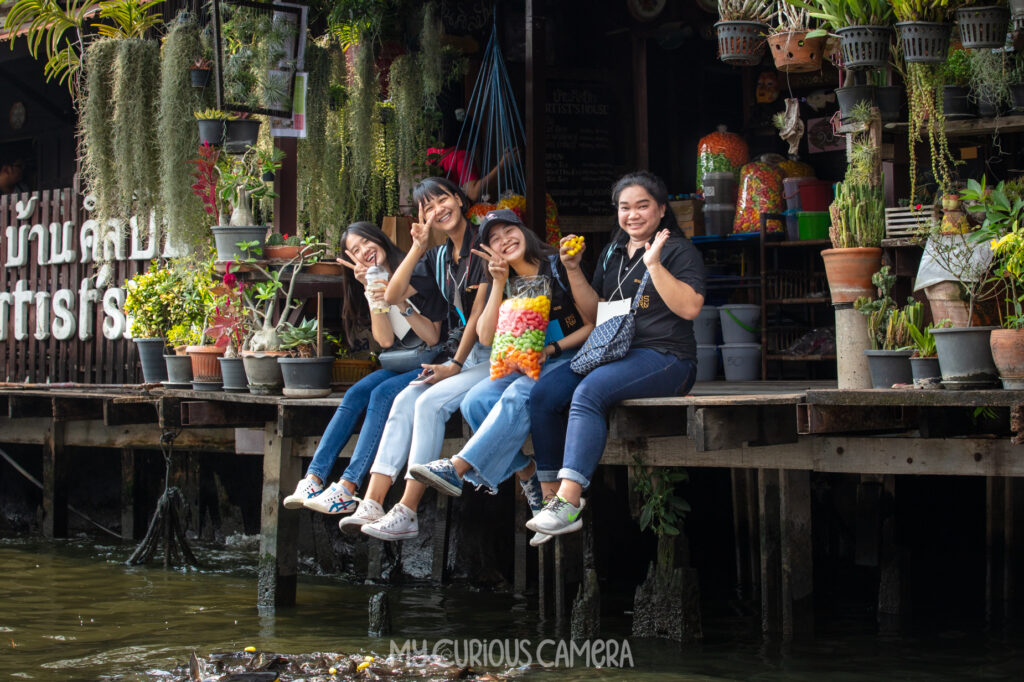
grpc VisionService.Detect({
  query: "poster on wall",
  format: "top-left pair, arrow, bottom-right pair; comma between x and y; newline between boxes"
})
806,116 -> 845,154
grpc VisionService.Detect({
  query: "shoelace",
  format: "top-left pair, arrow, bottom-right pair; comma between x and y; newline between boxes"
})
545,498 -> 569,515
378,508 -> 408,529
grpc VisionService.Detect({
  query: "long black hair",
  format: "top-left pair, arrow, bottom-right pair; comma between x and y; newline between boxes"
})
608,170 -> 684,245
412,176 -> 472,218
338,222 -> 405,346
485,220 -> 556,275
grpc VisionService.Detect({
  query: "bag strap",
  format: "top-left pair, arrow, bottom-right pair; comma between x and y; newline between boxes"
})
629,271 -> 651,314
547,254 -> 568,293
434,243 -> 449,302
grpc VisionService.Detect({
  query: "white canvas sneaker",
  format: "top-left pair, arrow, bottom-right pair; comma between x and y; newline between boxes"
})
282,476 -> 322,510
529,498 -> 585,546
360,503 -> 419,541
304,482 -> 358,515
339,498 -> 385,535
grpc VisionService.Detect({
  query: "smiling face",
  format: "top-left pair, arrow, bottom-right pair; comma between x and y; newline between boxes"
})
420,190 -> 465,233
617,184 -> 666,243
487,223 -> 527,263
344,233 -> 387,270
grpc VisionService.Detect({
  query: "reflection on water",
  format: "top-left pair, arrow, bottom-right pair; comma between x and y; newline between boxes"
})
1,535 -> 1024,680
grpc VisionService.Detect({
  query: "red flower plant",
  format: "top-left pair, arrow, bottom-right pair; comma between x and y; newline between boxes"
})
189,142 -> 221,219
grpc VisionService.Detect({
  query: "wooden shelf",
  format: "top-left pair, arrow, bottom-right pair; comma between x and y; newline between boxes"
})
883,113 -> 1024,137
765,239 -> 831,248
766,297 -> 830,305
766,354 -> 836,362
881,237 -> 921,248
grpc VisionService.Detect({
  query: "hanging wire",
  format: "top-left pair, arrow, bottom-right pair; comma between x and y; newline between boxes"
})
452,9 -> 527,200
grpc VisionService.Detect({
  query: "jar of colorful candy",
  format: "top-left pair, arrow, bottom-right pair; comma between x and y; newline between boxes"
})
490,276 -> 551,380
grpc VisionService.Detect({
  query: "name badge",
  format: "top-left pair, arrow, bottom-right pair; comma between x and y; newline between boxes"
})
596,299 -> 630,326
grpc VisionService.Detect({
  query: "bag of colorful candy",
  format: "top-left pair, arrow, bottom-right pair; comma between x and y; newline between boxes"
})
490,275 -> 551,380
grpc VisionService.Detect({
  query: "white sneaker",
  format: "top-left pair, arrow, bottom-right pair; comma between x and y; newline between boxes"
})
525,496 -> 586,536
360,503 -> 418,541
339,498 -> 385,535
282,477 -> 322,509
304,482 -> 359,515
528,498 -> 586,547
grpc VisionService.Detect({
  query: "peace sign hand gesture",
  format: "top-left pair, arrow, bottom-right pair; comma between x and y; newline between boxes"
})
471,244 -> 509,287
337,249 -> 368,284
410,205 -> 432,252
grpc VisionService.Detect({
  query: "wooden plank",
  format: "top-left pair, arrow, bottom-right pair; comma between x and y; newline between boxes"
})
52,397 -> 104,422
688,405 -> 798,452
797,403 -> 917,435
120,448 -> 138,541
759,469 -> 781,636
258,423 -> 300,609
103,398 -> 160,426
431,493 -> 450,584
806,388 -> 1024,408
42,421 -> 68,538
780,469 -> 813,637
277,403 -> 336,438
609,404 -> 686,439
0,417 -> 234,450
180,400 -> 277,428
157,397 -> 182,429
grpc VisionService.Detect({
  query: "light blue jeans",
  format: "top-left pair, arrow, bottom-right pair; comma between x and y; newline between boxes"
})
369,343 -> 492,482
457,355 -> 573,492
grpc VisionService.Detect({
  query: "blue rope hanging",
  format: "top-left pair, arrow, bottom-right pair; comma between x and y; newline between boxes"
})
452,13 -> 526,199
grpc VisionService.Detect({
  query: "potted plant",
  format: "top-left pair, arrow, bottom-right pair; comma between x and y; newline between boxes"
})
164,322 -> 203,386
921,177 -> 1002,388
907,319 -> 946,386
942,48 -> 975,118
194,108 -> 234,147
230,242 -> 324,394
324,332 -> 379,386
1010,53 -> 1024,111
124,259 -> 214,384
204,280 -> 250,393
191,57 -> 212,88
900,32 -> 956,199
893,0 -> 954,64
190,142 -> 283,261
823,103 -> 885,303
715,0 -> 774,66
855,267 -> 916,387
791,0 -> 894,69
264,232 -> 303,260
955,1 -> 1010,50
278,318 -> 335,398
967,47 -> 1014,118
224,113 -> 263,155
768,2 -> 827,73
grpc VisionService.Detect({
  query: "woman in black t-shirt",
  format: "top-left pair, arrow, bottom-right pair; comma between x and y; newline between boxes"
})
526,171 -> 706,537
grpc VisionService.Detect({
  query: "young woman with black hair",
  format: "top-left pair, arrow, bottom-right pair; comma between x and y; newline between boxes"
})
283,222 -> 446,514
526,171 -> 706,537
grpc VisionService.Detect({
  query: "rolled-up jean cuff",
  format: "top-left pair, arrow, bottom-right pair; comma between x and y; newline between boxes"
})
536,469 -> 560,482
557,467 -> 590,489
369,463 -> 400,483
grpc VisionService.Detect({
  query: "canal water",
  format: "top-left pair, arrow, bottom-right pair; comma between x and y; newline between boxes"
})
2,535 -> 1024,681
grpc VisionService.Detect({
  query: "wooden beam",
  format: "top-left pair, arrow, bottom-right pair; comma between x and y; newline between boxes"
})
120,448 -> 139,541
158,397 -> 182,429
52,397 -> 104,422
609,405 -> 686,439
759,469 -> 781,636
273,137 -> 298,237
687,405 -> 798,452
797,403 -> 917,435
632,33 -> 648,169
42,421 -> 68,538
277,403 -> 337,438
181,400 -> 277,428
780,469 -> 813,637
258,423 -> 301,609
524,0 -> 546,237
805,388 -> 1024,407
104,398 -> 160,426
0,417 -> 234,450
431,493 -> 451,584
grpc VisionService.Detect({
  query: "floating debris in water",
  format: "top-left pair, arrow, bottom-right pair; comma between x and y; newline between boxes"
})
179,649 -> 520,681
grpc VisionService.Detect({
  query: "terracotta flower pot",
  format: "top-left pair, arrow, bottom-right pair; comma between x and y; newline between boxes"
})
991,328 -> 1024,389
820,247 -> 883,303
264,245 -> 301,260
186,345 -> 226,382
768,31 -> 826,73
305,261 -> 345,275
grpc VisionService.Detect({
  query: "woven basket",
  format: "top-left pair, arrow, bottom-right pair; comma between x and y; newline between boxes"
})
835,25 -> 892,69
768,31 -> 826,73
896,21 -> 952,63
332,358 -> 378,384
956,6 -> 1010,49
715,21 -> 769,67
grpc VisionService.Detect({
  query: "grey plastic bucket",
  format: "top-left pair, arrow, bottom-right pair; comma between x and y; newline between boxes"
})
719,304 -> 761,344
720,343 -> 761,382
696,344 -> 719,382
695,305 -> 719,345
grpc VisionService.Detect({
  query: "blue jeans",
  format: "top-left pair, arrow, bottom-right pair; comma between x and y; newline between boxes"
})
305,367 -> 421,487
530,348 -> 697,488
457,355 -> 573,492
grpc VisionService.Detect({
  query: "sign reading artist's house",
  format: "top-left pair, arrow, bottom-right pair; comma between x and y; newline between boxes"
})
0,189 -> 179,383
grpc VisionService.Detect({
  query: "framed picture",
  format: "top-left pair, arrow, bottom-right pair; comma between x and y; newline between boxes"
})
806,116 -> 845,154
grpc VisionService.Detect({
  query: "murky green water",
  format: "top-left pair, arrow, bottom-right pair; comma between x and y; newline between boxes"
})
2,536 -> 1024,681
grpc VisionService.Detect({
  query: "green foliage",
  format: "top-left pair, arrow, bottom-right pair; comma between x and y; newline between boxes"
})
890,0 -> 954,22
942,48 -> 971,87
787,0 -> 894,31
632,461 -> 690,539
349,42 -> 377,187
717,0 -> 774,22
194,108 -> 236,120
968,49 -> 1014,113
124,258 -> 215,339
111,39 -> 160,224
962,177 -> 1024,329
159,15 -> 212,256
220,4 -> 298,111
907,320 -> 939,357
279,318 -> 320,356
831,178 -> 885,248
80,40 -> 118,225
217,145 -> 284,216
905,62 -> 954,201
95,0 -> 162,39
854,265 -> 898,349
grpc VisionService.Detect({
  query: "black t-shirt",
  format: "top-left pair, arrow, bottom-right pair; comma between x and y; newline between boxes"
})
409,227 -> 488,333
591,234 -> 706,361
392,289 -> 448,348
539,256 -> 583,342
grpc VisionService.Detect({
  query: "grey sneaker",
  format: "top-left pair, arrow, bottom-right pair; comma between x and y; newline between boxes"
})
409,459 -> 464,497
529,497 -> 585,546
282,476 -> 322,510
360,503 -> 418,541
339,497 -> 385,535
524,496 -> 585,536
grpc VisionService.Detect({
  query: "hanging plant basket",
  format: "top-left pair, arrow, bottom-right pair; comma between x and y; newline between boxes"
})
224,119 -> 262,154
715,21 -> 769,67
896,21 -> 952,64
835,25 -> 892,70
957,6 -> 1010,50
190,68 -> 211,88
197,119 -> 224,147
768,31 -> 826,73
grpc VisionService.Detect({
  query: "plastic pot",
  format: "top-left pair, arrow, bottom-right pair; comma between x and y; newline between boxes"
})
190,68 -> 211,88
720,343 -> 761,382
835,85 -> 876,122
135,338 -> 168,383
943,86 -> 974,120
163,354 -> 193,386
910,356 -> 942,388
241,351 -> 288,395
876,85 -> 904,123
197,119 -> 224,146
279,357 -> 335,398
219,356 -> 249,393
932,326 -> 1000,389
864,349 -> 914,388
212,225 -> 268,261
224,119 -> 261,154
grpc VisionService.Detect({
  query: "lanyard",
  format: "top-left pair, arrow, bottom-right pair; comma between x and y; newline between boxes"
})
446,251 -> 471,325
611,251 -> 644,301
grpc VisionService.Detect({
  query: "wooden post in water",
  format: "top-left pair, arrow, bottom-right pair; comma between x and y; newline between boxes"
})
120,448 -> 138,541
780,469 -> 814,637
431,493 -> 450,584
258,422 -> 301,609
759,468 -> 781,636
42,421 -> 68,538
514,486 -> 529,595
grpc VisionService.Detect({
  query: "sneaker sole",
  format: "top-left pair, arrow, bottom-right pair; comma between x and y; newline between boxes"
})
360,525 -> 418,542
525,517 -> 582,536
529,532 -> 552,547
282,495 -> 312,510
409,465 -> 463,497
339,516 -> 379,535
304,500 -> 358,515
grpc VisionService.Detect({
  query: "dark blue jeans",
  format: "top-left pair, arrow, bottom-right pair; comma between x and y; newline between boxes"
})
530,348 -> 696,488
306,367 -> 421,488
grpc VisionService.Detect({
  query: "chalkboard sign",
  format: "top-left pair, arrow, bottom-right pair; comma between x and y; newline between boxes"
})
544,79 -> 624,216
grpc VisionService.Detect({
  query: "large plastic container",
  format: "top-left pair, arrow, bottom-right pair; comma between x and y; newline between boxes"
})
694,305 -> 719,345
702,171 -> 739,204
798,211 -> 830,240
703,203 -> 736,236
783,176 -> 814,210
797,180 -> 833,212
719,303 -> 761,344
696,344 -> 719,382
720,343 -> 762,382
